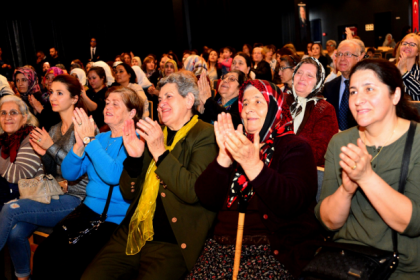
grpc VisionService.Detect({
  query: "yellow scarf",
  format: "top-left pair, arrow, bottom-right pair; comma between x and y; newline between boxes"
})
126,115 -> 199,255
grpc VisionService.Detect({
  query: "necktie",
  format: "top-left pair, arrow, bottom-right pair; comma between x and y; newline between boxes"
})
91,48 -> 94,60
338,80 -> 350,131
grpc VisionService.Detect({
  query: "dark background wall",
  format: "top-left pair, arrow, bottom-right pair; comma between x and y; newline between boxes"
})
0,0 -> 413,73
308,0 -> 412,48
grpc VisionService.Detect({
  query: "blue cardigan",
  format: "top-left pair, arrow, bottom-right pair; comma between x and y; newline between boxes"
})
62,132 -> 130,224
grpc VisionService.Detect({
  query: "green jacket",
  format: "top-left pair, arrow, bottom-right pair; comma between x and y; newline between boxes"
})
119,119 -> 218,270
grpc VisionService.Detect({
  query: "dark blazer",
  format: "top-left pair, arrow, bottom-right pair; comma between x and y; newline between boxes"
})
195,134 -> 323,278
199,97 -> 241,128
119,120 -> 218,270
322,76 -> 357,129
88,47 -> 101,63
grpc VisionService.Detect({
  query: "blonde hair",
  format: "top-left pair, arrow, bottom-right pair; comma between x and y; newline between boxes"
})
253,47 -> 266,58
395,33 -> 420,65
0,95 -> 39,134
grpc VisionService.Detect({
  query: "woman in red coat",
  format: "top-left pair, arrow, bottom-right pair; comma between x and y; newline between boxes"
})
287,57 -> 339,166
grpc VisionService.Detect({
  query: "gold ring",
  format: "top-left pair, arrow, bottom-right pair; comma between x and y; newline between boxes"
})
352,164 -> 357,170
78,123 -> 82,126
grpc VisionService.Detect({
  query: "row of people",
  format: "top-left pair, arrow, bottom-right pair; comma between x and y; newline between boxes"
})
0,45 -> 419,280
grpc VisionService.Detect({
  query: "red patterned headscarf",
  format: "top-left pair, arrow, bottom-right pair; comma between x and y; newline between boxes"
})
13,67 -> 41,95
227,80 -> 294,210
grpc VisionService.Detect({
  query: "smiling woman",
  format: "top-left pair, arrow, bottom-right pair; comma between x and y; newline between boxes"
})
315,59 -> 420,280
81,72 -> 218,280
286,57 -> 338,166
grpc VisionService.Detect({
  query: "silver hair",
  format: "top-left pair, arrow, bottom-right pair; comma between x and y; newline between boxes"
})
337,39 -> 364,56
0,95 -> 39,134
326,40 -> 337,47
157,72 -> 200,108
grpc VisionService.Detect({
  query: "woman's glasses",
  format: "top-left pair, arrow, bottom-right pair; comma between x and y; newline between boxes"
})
401,41 -> 418,48
221,75 -> 238,83
0,110 -> 23,117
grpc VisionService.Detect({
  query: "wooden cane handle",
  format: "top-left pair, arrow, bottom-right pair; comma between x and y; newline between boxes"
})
232,213 -> 246,280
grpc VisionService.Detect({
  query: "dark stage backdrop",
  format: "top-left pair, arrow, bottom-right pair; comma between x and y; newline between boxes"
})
0,0 -> 295,72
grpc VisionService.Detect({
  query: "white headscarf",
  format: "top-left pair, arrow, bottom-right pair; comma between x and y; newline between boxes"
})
93,61 -> 115,86
132,66 -> 152,88
70,68 -> 86,87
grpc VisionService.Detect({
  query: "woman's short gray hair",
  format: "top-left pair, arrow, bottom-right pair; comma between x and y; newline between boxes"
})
157,72 -> 200,108
0,95 -> 39,134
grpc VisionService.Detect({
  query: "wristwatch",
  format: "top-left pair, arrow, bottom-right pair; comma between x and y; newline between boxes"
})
83,136 -> 96,145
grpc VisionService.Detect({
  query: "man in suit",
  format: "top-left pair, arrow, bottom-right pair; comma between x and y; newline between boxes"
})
88,38 -> 100,63
323,40 -> 364,131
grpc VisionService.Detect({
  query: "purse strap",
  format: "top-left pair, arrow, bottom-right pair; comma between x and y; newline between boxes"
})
393,120 -> 417,253
100,185 -> 113,222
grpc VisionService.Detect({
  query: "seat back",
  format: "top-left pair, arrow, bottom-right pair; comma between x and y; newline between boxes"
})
316,166 -> 325,202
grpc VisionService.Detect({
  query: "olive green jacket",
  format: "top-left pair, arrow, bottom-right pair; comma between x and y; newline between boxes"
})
119,120 -> 218,270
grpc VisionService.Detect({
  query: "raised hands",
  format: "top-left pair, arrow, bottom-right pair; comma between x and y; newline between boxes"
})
198,70 -> 212,104
397,51 -> 408,75
122,119 -> 145,158
339,138 -> 373,194
28,94 -> 44,114
72,108 -> 96,141
214,113 -> 235,167
30,127 -> 54,151
136,117 -> 165,162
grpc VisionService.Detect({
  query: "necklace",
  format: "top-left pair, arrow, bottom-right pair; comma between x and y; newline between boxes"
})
362,119 -> 398,163
106,137 -> 118,151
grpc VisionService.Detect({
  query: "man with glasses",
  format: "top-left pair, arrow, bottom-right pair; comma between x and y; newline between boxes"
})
88,38 -> 100,63
323,40 -> 363,131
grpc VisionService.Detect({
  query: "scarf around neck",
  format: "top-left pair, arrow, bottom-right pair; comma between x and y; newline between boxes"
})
0,125 -> 34,163
126,115 -> 199,255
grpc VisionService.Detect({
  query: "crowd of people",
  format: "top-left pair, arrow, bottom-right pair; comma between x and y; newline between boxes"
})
0,31 -> 419,280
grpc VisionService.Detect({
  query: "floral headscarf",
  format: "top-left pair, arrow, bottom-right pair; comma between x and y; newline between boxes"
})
43,67 -> 64,85
227,80 -> 294,210
183,55 -> 208,76
13,67 -> 41,96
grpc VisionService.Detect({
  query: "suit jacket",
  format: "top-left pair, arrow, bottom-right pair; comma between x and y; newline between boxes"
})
88,47 -> 101,62
118,120 -> 218,270
322,76 -> 357,129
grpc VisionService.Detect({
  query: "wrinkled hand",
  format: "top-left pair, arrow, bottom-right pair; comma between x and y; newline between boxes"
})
72,108 -> 96,140
30,127 -> 54,150
224,125 -> 261,170
214,113 -> 235,167
339,138 -> 373,188
136,117 -> 165,161
122,119 -> 145,158
28,94 -> 44,114
198,70 -> 212,105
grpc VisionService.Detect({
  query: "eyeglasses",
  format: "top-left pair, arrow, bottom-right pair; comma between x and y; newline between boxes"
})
0,110 -> 23,117
279,66 -> 293,71
221,75 -> 238,83
335,52 -> 358,58
401,41 -> 418,48
91,40 -> 96,42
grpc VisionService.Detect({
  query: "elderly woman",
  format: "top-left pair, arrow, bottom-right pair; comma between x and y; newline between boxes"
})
33,86 -> 143,280
314,59 -> 420,279
0,96 -> 42,208
286,57 -> 338,166
395,33 -> 420,101
188,80 -> 323,279
198,70 -> 245,128
0,75 -> 87,280
132,56 -> 142,67
278,54 -> 301,94
251,47 -> 272,81
383,33 -> 397,48
81,72 -> 218,280
115,63 -> 149,118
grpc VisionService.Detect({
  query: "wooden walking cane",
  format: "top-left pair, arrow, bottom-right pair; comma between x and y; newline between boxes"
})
232,212 -> 245,280
232,195 -> 249,280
